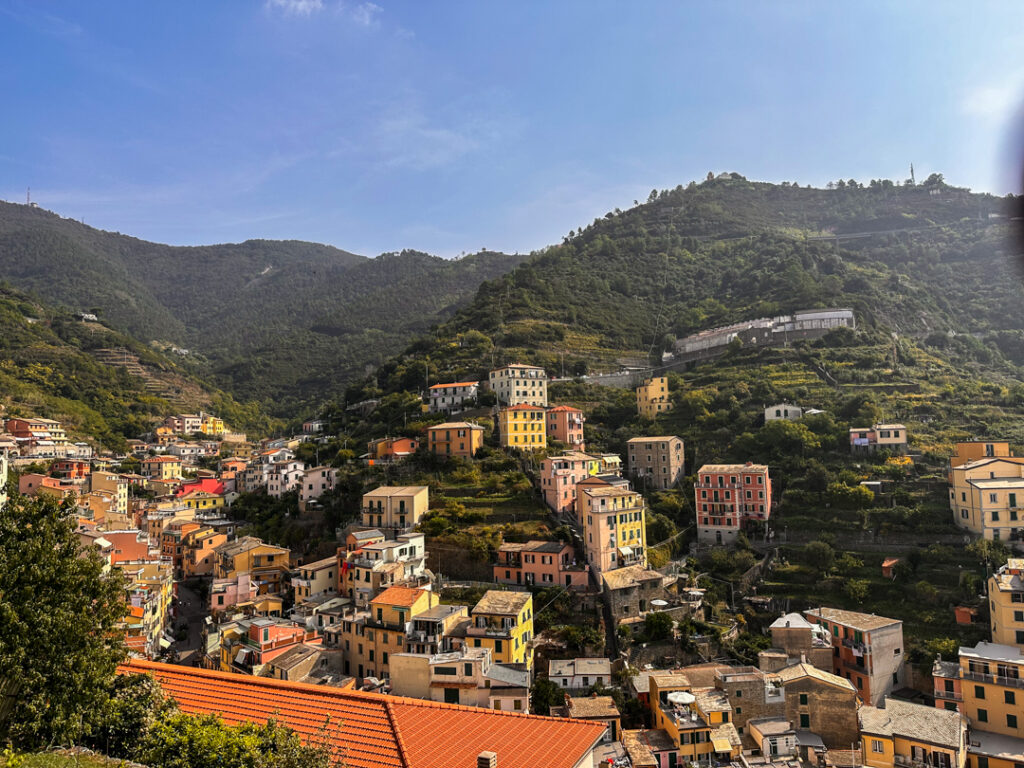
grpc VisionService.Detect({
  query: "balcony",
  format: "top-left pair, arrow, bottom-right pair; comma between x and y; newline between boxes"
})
467,624 -> 513,639
962,669 -> 1024,690
933,689 -> 962,702
894,756 -> 950,768
842,637 -> 869,653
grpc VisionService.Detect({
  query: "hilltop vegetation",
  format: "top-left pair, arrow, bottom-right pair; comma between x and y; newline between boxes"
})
0,285 -> 275,448
0,201 -> 527,414
348,175 -> 1020,400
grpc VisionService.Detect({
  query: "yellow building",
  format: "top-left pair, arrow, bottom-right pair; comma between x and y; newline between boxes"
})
860,697 -> 967,768
648,672 -> 743,762
637,376 -> 672,419
179,490 -> 225,512
946,641 -> 1024,768
90,472 -> 129,518
200,414 -> 226,436
498,404 -> 546,452
142,455 -> 183,482
989,560 -> 1024,649
465,590 -> 534,669
293,555 -> 338,602
336,586 -> 439,681
578,485 -> 647,574
213,536 -> 292,595
949,457 -> 1024,539
950,442 -> 1013,476
960,642 -> 1024,738
361,485 -> 429,531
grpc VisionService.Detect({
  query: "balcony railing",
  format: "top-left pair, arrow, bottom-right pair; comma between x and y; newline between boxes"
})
962,669 -> 1024,690
933,690 -> 962,701
466,625 -> 512,638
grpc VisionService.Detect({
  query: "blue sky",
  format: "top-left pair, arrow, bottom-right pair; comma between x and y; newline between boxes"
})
1,1 -> 1023,257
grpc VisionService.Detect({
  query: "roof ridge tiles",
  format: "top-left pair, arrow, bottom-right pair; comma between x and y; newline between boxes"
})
382,700 -> 412,768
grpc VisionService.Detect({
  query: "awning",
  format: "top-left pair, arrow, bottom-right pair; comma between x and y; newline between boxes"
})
712,738 -> 733,753
159,637 -> 172,649
618,546 -> 633,557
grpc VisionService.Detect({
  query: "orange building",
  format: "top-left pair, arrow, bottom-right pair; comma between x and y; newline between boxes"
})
426,422 -> 484,458
367,437 -> 420,464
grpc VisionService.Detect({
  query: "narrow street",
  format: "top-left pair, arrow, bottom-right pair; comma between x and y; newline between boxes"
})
173,581 -> 206,666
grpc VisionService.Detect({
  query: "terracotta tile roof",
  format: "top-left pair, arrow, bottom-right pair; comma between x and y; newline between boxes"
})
371,586 -> 427,608
120,660 -> 604,768
547,405 -> 582,413
502,404 -> 545,411
428,381 -> 479,389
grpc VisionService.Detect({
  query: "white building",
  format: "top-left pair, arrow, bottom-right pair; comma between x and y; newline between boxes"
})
764,403 -> 803,422
488,364 -> 548,407
548,657 -> 613,690
427,381 -> 480,414
267,460 -> 304,498
299,466 -> 339,508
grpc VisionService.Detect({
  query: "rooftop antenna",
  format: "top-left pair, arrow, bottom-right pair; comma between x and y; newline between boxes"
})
910,163 -> 915,185
26,187 -> 30,205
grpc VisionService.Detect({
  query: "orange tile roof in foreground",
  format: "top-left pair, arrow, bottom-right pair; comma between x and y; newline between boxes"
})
121,659 -> 604,768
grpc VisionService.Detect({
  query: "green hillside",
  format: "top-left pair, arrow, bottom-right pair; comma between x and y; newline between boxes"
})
0,201 -> 527,413
0,285 -> 276,448
352,175 -> 1020,396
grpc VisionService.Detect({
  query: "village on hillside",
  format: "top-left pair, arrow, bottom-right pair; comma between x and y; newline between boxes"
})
3,347 -> 1024,768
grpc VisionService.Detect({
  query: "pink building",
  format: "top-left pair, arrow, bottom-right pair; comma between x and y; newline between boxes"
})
493,540 -> 589,588
694,462 -> 772,546
210,573 -> 259,613
540,452 -> 597,518
241,619 -> 322,667
547,406 -> 585,451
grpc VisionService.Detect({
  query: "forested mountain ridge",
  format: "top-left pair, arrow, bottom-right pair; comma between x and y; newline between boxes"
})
0,284 -> 277,448
353,175 -> 1023,398
0,201 -> 528,412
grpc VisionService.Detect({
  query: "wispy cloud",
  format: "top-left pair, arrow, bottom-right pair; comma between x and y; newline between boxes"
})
265,0 -> 325,17
961,78 -> 1024,120
374,112 -> 485,171
350,2 -> 382,28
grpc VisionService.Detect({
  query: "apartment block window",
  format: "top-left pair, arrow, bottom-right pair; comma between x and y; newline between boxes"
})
1005,691 -> 1016,705
975,685 -> 986,699
1009,714 -> 1019,729
799,693 -> 808,705
977,709 -> 988,723
871,741 -> 884,754
991,493 -> 999,504
799,714 -> 809,728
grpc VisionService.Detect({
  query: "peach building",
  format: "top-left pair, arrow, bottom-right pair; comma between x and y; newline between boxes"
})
493,540 -> 589,588
539,452 -> 600,518
547,406 -> 585,450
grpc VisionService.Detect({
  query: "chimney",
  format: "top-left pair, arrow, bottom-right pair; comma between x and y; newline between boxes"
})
477,752 -> 497,768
